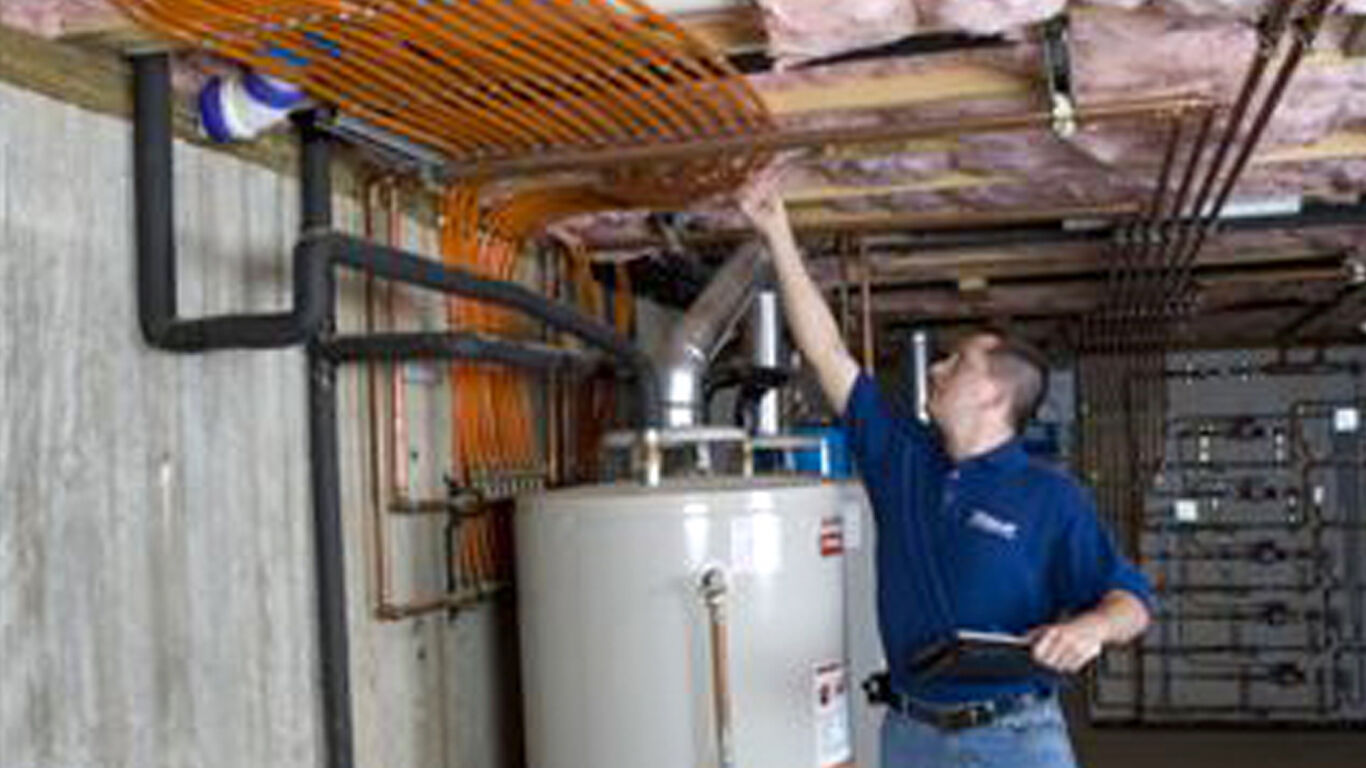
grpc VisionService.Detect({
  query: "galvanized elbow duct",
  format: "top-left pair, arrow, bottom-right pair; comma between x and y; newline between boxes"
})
660,242 -> 768,428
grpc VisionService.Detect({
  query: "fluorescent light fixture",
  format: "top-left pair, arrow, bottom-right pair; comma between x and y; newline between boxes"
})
1208,195 -> 1303,220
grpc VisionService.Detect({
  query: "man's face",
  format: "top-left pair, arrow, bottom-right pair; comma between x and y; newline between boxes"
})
926,334 -> 1007,428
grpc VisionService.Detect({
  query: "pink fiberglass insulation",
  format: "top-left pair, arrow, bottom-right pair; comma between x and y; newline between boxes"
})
1069,12 -> 1258,102
948,170 -> 1147,209
1262,64 -> 1366,146
1,0 -> 113,38
1236,159 -> 1366,199
919,0 -> 1067,34
750,0 -> 1059,64
751,42 -> 1036,105
1155,0 -> 1270,19
753,0 -> 1267,63
1083,0 -> 1150,9
1065,12 -> 1366,159
757,0 -> 919,66
953,130 -> 1110,177
808,150 -> 955,185
755,1 -> 1365,67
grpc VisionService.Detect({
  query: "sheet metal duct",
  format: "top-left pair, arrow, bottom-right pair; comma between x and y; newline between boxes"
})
661,243 -> 768,428
911,328 -> 931,424
750,288 -> 783,435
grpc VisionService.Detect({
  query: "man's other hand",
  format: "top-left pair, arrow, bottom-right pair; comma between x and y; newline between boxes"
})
1029,618 -> 1106,674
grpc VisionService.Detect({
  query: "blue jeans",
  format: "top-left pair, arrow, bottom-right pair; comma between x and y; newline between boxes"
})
880,694 -> 1078,768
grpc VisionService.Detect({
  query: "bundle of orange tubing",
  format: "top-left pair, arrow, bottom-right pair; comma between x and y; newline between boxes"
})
111,0 -> 771,202
443,186 -> 630,482
113,0 -> 772,484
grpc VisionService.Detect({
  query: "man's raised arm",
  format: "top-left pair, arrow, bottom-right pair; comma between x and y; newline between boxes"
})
741,189 -> 860,412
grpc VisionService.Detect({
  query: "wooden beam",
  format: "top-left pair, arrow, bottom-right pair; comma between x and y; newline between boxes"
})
589,202 -> 1141,252
0,24 -> 390,206
1345,17 -> 1366,58
883,305 -> 1363,351
0,25 -> 297,170
759,63 -> 1034,115
1254,130 -> 1366,165
54,7 -> 170,51
670,8 -> 767,53
832,243 -> 1351,287
868,269 -> 1345,319
783,171 -> 1017,204
1,22 -> 135,118
791,202 -> 1139,232
773,127 -> 1366,213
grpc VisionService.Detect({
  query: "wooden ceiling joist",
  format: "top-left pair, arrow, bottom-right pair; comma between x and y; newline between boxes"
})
820,245 -> 1354,288
866,268 -> 1348,319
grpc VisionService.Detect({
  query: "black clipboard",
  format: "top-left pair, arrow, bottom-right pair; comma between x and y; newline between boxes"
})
909,630 -> 1042,682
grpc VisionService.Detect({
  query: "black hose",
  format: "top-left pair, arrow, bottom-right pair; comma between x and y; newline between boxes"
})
133,53 -> 660,423
307,351 -> 353,768
321,332 -> 594,369
323,233 -> 661,425
294,111 -> 356,768
133,54 -> 326,350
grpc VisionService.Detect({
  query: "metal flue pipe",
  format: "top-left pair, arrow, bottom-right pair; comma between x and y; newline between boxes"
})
660,242 -> 768,428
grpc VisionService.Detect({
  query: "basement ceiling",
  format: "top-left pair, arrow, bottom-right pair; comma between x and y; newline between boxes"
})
3,0 -> 1364,346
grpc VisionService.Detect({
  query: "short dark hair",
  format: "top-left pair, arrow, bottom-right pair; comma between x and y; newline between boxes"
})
974,327 -> 1049,433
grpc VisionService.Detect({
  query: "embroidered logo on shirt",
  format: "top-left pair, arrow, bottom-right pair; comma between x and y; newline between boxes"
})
967,509 -> 1018,540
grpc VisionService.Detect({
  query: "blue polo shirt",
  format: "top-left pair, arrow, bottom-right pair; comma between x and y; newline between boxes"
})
843,373 -> 1154,703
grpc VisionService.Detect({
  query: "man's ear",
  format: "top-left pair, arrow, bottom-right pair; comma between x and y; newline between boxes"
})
983,376 -> 1012,415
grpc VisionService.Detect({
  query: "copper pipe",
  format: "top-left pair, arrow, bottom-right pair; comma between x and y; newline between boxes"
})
859,238 -> 874,373
1152,109 -> 1216,280
1114,105 -> 1213,347
798,202 -> 1142,234
375,584 -> 507,622
442,96 -> 1211,180
1112,114 -> 1184,323
1170,0 -> 1334,303
388,184 -> 411,502
1103,114 -> 1183,347
838,236 -> 853,344
363,177 -> 393,611
1161,0 -> 1299,283
365,183 -> 522,621
544,246 -> 561,486
1146,0 -> 1305,323
1097,1 -> 1300,349
594,203 -> 1144,253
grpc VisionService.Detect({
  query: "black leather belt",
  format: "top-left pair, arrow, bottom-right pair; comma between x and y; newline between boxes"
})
886,690 -> 1044,732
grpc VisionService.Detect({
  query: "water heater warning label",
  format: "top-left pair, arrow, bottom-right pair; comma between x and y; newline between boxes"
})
813,662 -> 852,768
819,516 -> 844,557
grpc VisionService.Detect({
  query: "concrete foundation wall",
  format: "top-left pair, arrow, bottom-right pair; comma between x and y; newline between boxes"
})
0,78 -> 517,768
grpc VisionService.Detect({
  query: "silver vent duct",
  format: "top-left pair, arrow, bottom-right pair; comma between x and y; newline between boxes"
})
659,242 -> 768,428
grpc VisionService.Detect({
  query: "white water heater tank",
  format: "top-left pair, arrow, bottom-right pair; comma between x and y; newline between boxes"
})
517,477 -> 851,768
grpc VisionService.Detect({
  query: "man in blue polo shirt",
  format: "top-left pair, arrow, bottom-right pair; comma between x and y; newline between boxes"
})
741,188 -> 1154,767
